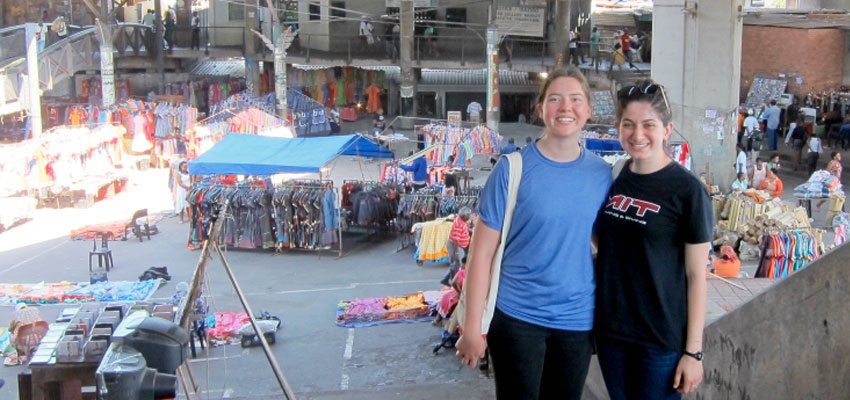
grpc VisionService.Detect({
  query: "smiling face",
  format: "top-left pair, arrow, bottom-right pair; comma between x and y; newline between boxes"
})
536,77 -> 591,139
617,101 -> 673,163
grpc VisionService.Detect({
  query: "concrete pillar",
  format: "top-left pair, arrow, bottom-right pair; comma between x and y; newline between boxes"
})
24,23 -> 43,138
274,29 -> 289,120
176,0 -> 191,47
554,0 -> 571,67
652,0 -> 743,187
245,2 -> 260,96
96,20 -> 116,107
154,0 -> 165,94
399,0 -> 416,128
486,29 -> 500,132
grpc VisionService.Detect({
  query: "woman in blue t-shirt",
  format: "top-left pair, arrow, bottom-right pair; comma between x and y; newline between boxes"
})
456,66 -> 612,399
595,80 -> 712,399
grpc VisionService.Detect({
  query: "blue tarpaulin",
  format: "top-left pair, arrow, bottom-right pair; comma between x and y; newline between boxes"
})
188,134 -> 392,175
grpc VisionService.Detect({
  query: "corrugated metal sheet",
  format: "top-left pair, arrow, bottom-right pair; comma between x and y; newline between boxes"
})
419,69 -> 534,87
189,60 -> 246,76
594,13 -> 636,28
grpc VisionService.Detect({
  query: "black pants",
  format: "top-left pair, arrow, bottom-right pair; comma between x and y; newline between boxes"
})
807,151 -> 820,176
487,308 -> 592,400
192,28 -> 200,49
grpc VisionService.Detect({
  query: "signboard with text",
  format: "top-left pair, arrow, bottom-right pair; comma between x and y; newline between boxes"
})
495,6 -> 545,37
385,0 -> 437,7
447,111 -> 461,126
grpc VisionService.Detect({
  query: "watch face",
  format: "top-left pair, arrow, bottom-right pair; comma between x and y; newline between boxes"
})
694,352 -> 704,361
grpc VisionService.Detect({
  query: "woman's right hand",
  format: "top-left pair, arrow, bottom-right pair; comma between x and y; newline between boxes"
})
455,333 -> 487,368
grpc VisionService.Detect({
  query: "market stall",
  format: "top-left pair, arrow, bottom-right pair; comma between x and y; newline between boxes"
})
185,134 -> 393,256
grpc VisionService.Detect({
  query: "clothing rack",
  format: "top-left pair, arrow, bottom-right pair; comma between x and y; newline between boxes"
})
186,180 -> 343,257
756,227 -> 823,279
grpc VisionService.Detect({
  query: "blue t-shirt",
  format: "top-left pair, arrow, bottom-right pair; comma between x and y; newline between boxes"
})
479,141 -> 612,331
400,156 -> 428,183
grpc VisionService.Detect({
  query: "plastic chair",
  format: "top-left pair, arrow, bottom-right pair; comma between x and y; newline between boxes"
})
89,231 -> 115,272
124,208 -> 152,242
14,320 -> 49,363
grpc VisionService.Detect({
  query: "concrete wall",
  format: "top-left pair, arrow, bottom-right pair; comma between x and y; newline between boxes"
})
652,0 -> 742,188
821,0 -> 850,9
741,25 -> 844,99
696,243 -> 850,399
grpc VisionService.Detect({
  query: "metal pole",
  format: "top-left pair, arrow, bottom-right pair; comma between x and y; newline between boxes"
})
24,23 -> 43,139
214,244 -> 297,400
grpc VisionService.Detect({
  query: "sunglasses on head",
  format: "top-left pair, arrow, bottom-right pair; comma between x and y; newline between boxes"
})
617,83 -> 671,116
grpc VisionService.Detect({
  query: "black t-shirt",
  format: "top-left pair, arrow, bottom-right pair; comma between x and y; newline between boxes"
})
595,161 -> 713,351
791,126 -> 807,141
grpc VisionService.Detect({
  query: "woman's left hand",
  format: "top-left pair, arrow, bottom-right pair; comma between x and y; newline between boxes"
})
672,355 -> 703,394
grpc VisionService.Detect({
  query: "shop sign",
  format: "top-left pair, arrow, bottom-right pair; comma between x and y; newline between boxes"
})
520,0 -> 547,5
385,0 -> 437,7
447,111 -> 461,126
494,6 -> 545,38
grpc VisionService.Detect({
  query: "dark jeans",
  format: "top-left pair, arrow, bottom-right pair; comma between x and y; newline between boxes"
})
597,338 -> 682,400
767,128 -> 778,150
192,28 -> 200,49
487,308 -> 592,400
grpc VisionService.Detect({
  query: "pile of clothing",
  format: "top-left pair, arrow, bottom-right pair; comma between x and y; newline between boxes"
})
336,291 -> 442,328
795,170 -> 845,198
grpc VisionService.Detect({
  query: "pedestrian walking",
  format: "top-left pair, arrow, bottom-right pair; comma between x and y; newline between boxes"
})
761,100 -> 781,150
164,10 -> 176,52
590,27 -> 601,72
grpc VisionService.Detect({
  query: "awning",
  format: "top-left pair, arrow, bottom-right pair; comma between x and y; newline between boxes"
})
188,134 -> 392,176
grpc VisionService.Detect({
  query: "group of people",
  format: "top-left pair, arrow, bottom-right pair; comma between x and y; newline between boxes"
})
142,9 -> 202,52
451,66 -> 711,399
733,151 -> 785,198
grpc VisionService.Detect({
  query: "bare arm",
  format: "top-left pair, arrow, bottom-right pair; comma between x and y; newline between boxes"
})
455,222 -> 501,367
673,241 -> 710,394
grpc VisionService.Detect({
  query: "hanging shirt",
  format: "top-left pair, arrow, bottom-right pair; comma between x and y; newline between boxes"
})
466,101 -> 482,119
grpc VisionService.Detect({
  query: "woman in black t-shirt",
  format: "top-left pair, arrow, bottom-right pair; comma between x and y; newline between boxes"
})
595,80 -> 712,399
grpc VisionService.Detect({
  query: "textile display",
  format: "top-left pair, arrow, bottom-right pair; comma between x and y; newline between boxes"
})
757,229 -> 823,279
17,283 -> 80,304
336,290 -> 442,328
79,77 -> 132,104
287,66 -> 386,108
287,90 -> 331,136
0,285 -> 35,304
418,124 -> 502,165
411,217 -> 454,262
187,180 -> 339,251
794,170 -> 845,198
186,108 -> 286,160
70,213 -> 164,241
396,192 -> 478,232
340,181 -> 400,230
63,279 -> 164,302
0,124 -> 125,195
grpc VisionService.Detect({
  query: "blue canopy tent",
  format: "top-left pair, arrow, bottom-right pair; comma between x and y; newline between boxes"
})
188,134 -> 392,175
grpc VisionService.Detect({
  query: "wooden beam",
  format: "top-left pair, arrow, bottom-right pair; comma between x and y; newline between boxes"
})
81,0 -> 103,20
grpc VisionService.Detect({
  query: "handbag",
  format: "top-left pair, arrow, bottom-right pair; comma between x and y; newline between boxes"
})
456,151 -> 523,335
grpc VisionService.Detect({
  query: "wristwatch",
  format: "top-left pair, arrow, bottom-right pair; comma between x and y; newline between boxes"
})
683,350 -> 704,361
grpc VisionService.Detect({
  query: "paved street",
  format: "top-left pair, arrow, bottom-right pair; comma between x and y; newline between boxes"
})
0,144 -> 497,399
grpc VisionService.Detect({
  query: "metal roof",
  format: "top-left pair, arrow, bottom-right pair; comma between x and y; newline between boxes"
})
189,60 -> 246,76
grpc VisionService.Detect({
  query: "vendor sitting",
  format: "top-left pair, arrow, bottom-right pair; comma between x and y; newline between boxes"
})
711,245 -> 741,278
757,168 -> 783,199
399,152 -> 429,191
731,172 -> 749,193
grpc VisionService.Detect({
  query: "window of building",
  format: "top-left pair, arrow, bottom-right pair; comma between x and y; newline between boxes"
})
331,2 -> 345,18
446,8 -> 466,28
228,2 -> 245,21
309,4 -> 321,20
